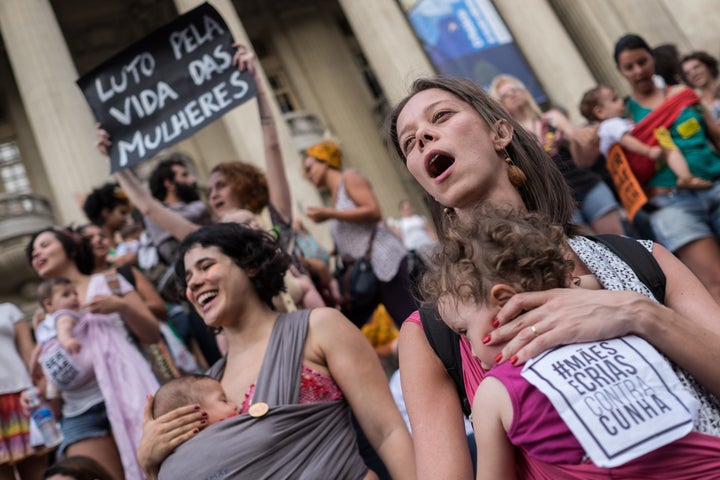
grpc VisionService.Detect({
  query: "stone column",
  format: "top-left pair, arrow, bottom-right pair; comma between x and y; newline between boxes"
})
548,0 -> 692,98
493,0 -> 596,119
337,0 -> 435,105
271,8 -> 416,215
0,53 -> 52,202
0,0 -> 113,224
174,0 -> 260,167
659,0 -> 720,53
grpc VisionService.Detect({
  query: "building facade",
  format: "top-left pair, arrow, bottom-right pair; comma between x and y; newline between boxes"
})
1,0 -> 718,308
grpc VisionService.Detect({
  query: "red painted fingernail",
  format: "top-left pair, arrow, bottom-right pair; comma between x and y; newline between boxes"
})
495,352 -> 503,363
482,334 -> 491,344
200,419 -> 207,424
201,411 -> 208,417
492,318 -> 500,328
194,405 -> 200,410
510,355 -> 519,365
192,428 -> 199,434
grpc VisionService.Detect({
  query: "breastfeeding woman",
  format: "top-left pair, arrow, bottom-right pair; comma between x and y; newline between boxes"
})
135,223 -> 415,479
77,224 -> 166,320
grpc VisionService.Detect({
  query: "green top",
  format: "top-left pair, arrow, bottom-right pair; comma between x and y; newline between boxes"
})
627,97 -> 720,187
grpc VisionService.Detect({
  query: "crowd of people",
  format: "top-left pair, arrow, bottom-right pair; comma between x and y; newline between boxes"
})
1,32 -> 720,480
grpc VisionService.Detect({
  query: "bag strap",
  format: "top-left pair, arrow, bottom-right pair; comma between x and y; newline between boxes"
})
587,234 -> 666,304
363,225 -> 378,259
333,225 -> 378,266
116,265 -> 136,288
418,305 -> 471,417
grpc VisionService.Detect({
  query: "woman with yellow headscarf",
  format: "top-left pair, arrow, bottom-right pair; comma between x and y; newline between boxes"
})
303,141 -> 416,328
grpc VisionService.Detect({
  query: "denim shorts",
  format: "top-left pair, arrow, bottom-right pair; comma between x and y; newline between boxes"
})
648,181 -> 720,252
571,181 -> 620,225
58,401 -> 111,458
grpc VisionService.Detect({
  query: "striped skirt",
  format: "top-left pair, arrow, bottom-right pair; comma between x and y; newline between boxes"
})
0,391 -> 34,464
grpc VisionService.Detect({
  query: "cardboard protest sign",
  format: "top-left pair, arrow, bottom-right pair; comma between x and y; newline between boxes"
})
606,144 -> 648,221
522,336 -> 697,467
77,2 -> 256,172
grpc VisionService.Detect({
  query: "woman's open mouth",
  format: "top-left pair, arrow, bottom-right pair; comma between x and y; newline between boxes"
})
212,201 -> 225,213
426,152 -> 455,179
33,258 -> 47,271
197,290 -> 218,312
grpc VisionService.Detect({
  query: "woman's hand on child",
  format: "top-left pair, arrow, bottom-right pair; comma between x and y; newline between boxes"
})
84,294 -> 122,315
137,395 -> 207,477
486,287 -> 656,365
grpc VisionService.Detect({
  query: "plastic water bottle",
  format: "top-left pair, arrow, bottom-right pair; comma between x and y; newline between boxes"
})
24,388 -> 63,448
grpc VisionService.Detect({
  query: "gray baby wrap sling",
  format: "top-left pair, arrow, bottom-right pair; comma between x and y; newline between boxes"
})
158,310 -> 368,479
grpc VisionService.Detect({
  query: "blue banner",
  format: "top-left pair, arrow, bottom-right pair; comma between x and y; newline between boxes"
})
407,0 -> 546,104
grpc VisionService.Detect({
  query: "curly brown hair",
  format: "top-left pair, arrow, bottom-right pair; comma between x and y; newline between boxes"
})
421,207 -> 574,306
211,162 -> 269,214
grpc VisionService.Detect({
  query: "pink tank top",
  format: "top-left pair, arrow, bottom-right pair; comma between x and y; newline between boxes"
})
487,361 -> 585,464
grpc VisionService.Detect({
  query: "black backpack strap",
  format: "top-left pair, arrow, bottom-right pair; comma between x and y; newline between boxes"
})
419,305 -> 471,417
116,264 -> 136,288
588,235 -> 666,304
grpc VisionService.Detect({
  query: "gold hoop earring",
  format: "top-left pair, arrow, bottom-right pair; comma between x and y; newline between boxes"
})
504,149 -> 527,188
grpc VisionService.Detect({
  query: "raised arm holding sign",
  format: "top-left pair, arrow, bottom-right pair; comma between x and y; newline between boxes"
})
96,43 -> 292,246
81,3 -> 256,173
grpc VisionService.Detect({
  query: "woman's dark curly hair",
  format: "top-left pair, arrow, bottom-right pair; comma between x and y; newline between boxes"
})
211,162 -> 269,215
25,227 -> 95,276
82,182 -> 130,227
421,206 -> 574,306
174,223 -> 290,308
